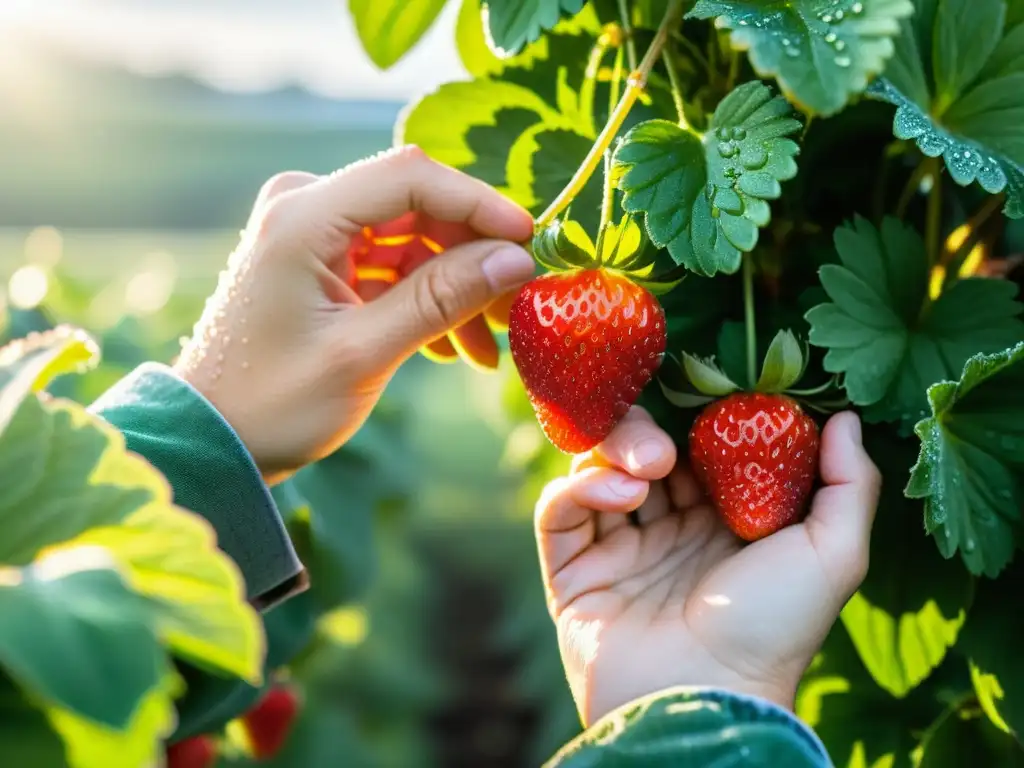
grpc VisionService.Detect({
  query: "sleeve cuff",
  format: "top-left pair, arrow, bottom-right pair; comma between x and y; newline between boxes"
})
88,363 -> 307,611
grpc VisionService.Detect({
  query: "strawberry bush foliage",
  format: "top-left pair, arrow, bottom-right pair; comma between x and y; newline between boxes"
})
0,327 -> 262,768
352,0 -> 1024,763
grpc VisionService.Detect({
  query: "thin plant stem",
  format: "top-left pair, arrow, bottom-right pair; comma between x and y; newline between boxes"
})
662,48 -> 688,128
925,156 -> 943,265
536,0 -> 685,229
616,0 -> 638,70
742,254 -> 757,389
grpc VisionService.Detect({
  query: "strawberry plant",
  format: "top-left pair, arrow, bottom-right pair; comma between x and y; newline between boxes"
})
351,0 -> 1024,763
0,327 -> 262,768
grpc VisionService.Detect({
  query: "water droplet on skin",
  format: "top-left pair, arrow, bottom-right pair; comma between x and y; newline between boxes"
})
241,361 -> 250,370
835,55 -> 851,67
243,297 -> 251,305
217,353 -> 225,363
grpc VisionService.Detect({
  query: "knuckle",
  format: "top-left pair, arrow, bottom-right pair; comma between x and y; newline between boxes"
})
258,171 -> 315,205
413,264 -> 463,330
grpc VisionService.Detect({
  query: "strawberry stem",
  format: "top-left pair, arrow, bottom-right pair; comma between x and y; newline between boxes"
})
535,0 -> 685,230
742,254 -> 757,389
616,0 -> 639,70
661,48 -> 689,130
596,151 -> 614,263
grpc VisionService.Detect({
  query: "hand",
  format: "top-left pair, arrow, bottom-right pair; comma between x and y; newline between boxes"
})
535,407 -> 881,726
174,147 -> 536,485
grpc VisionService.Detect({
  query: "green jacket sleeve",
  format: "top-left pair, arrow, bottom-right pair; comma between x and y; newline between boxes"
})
88,363 -> 311,739
545,687 -> 832,767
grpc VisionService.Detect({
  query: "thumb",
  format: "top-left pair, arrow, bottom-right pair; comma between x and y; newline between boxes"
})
353,239 -> 536,366
804,411 -> 882,599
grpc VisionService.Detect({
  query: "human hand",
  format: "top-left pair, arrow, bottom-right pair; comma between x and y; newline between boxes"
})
174,147 -> 536,485
535,407 -> 881,726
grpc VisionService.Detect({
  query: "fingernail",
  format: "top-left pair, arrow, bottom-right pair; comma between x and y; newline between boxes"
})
848,412 -> 862,443
603,475 -> 645,500
629,439 -> 664,470
482,245 -> 536,290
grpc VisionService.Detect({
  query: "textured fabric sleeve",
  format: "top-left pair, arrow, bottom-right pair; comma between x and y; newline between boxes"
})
88,362 -> 307,610
544,687 -> 832,767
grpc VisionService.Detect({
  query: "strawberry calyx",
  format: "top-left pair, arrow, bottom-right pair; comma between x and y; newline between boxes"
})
530,214 -> 686,296
659,328 -> 849,414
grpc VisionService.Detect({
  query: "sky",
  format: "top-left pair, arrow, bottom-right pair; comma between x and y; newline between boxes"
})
0,0 -> 469,100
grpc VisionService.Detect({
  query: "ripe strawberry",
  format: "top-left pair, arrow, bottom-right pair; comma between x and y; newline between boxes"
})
241,684 -> 300,759
689,392 -> 819,541
166,735 -> 217,768
508,268 -> 666,453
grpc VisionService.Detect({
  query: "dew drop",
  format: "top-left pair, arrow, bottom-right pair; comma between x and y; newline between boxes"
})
821,13 -> 833,22
785,46 -> 800,57
241,361 -> 250,370
964,538 -> 976,553
718,141 -> 738,158
834,9 -> 845,20
834,39 -> 846,51
851,1 -> 863,12
824,31 -> 837,43
835,55 -> 851,67
733,127 -> 746,140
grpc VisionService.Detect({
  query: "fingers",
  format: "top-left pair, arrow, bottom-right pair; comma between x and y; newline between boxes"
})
592,407 -> 677,480
349,238 -> 535,371
250,171 -> 320,223
449,314 -> 500,371
535,467 -> 649,583
313,146 -> 534,240
484,289 -> 518,330
804,411 -> 882,598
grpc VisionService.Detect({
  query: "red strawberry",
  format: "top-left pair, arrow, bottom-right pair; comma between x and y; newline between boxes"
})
508,268 -> 666,453
689,392 -> 819,541
241,684 -> 300,759
166,735 -> 217,768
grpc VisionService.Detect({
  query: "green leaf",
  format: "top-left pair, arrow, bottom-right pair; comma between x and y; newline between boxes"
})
682,352 -> 742,395
510,127 -> 603,217
613,81 -> 801,277
958,560 -> 1024,740
348,0 -> 449,70
805,216 -> 1024,433
689,0 -> 913,116
65,503 -> 263,685
50,673 -> 179,768
840,429 -> 973,698
756,329 -> 806,392
868,0 -> 1024,217
0,548 -> 162,728
545,686 -> 826,766
796,623 -> 937,768
0,394 -> 263,681
457,0 -> 503,75
905,342 -> 1024,577
483,0 -> 587,55
0,326 -> 98,435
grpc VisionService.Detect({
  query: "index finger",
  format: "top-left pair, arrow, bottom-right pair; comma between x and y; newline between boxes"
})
311,145 -> 534,241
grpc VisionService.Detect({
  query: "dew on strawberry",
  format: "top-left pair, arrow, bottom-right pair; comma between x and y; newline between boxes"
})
664,327 -> 841,541
508,217 -> 683,454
